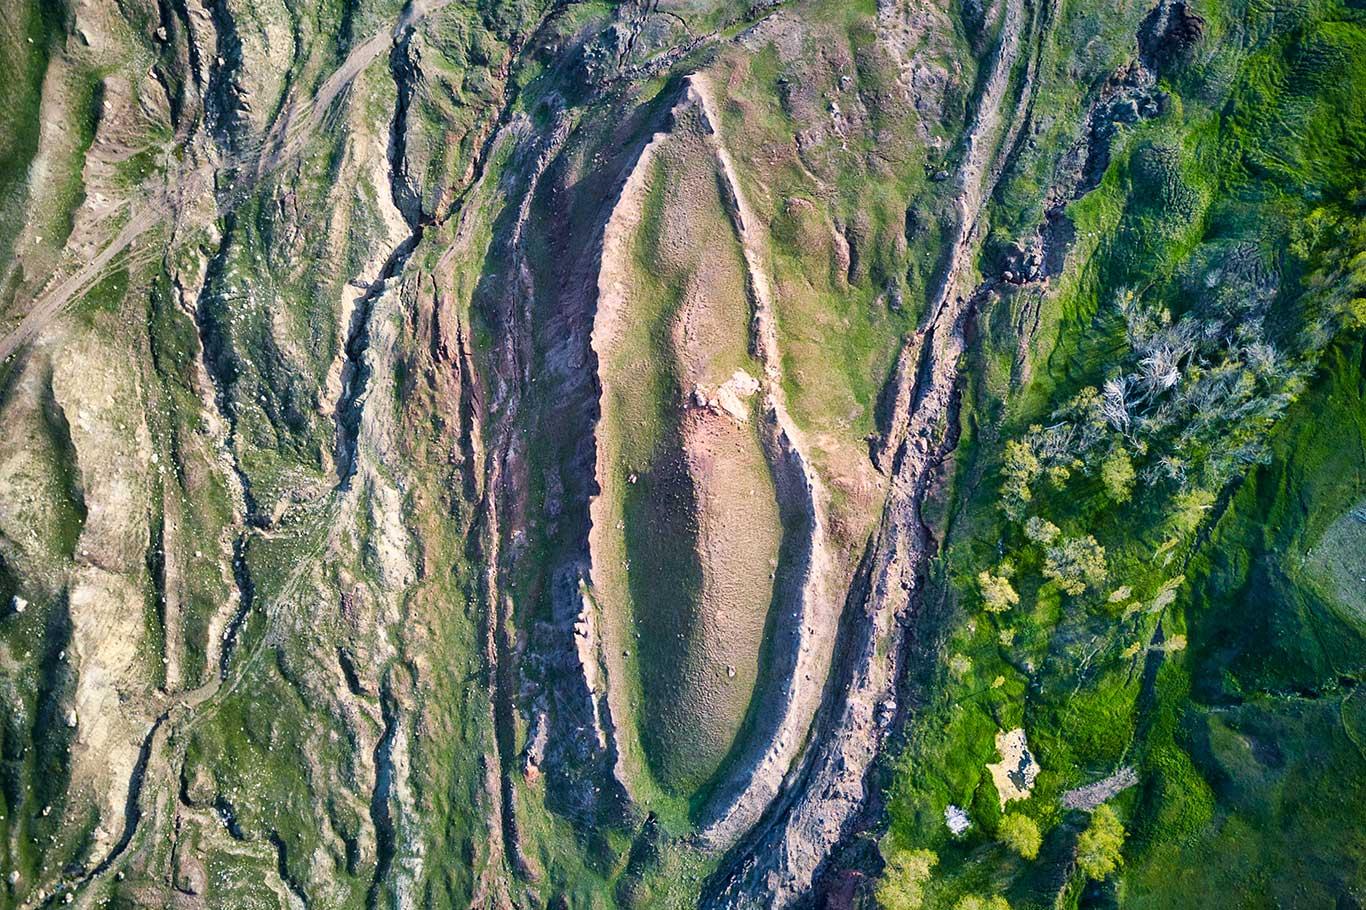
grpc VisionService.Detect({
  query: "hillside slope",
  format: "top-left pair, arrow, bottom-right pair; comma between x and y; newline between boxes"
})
0,0 -> 1361,908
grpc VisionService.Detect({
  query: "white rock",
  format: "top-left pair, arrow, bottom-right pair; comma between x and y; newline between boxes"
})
945,803 -> 971,835
987,727 -> 1040,808
12,595 -> 27,614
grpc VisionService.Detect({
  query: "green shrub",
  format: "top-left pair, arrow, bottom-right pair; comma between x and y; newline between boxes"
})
1077,804 -> 1126,880
876,847 -> 937,910
978,567 -> 1020,613
955,895 -> 1010,910
998,812 -> 1042,860
1102,448 -> 1136,502
1043,535 -> 1108,595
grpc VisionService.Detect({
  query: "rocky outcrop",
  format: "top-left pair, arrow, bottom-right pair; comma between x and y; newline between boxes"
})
705,0 -> 1041,902
1138,0 -> 1206,75
1061,766 -> 1139,811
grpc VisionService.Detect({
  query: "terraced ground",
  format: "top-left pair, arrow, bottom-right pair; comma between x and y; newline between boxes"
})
0,0 -> 1362,909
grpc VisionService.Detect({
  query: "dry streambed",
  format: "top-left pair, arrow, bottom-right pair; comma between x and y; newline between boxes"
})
706,0 -> 1039,903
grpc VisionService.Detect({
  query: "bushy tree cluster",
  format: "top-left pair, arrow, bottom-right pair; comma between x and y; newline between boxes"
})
1076,805 -> 1126,880
1109,287 -> 1305,496
1043,535 -> 1107,595
1101,448 -> 1136,502
978,564 -> 1019,613
998,276 -> 1319,529
876,847 -> 938,910
999,813 -> 1042,860
1024,516 -> 1059,545
1288,204 -> 1366,345
1000,440 -> 1041,520
986,266 -> 1340,613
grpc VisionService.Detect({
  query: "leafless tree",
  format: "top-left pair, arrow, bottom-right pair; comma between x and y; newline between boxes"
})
1102,377 -> 1132,431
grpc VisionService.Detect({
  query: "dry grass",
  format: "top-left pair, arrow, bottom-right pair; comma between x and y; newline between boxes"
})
589,91 -> 784,798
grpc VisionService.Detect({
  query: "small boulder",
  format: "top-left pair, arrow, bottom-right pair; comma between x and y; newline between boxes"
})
174,853 -> 207,895
181,763 -> 216,808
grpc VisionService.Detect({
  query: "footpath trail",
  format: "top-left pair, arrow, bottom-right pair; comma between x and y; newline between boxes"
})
0,0 -> 457,366
16,5 -> 461,903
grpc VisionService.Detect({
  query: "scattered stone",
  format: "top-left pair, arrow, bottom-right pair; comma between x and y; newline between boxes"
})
691,370 -> 762,423
182,763 -> 216,807
1061,766 -> 1139,811
886,286 -> 904,313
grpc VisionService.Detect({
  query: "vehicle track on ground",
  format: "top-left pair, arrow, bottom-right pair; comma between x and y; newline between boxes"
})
0,0 -> 457,367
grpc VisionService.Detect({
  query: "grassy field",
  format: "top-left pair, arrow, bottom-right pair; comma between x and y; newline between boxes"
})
878,1 -> 1366,907
590,104 -> 784,804
0,1 -> 54,274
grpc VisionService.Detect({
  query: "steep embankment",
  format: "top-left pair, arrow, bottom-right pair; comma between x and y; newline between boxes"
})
588,79 -> 789,800
706,0 -> 1040,902
686,73 -> 838,852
